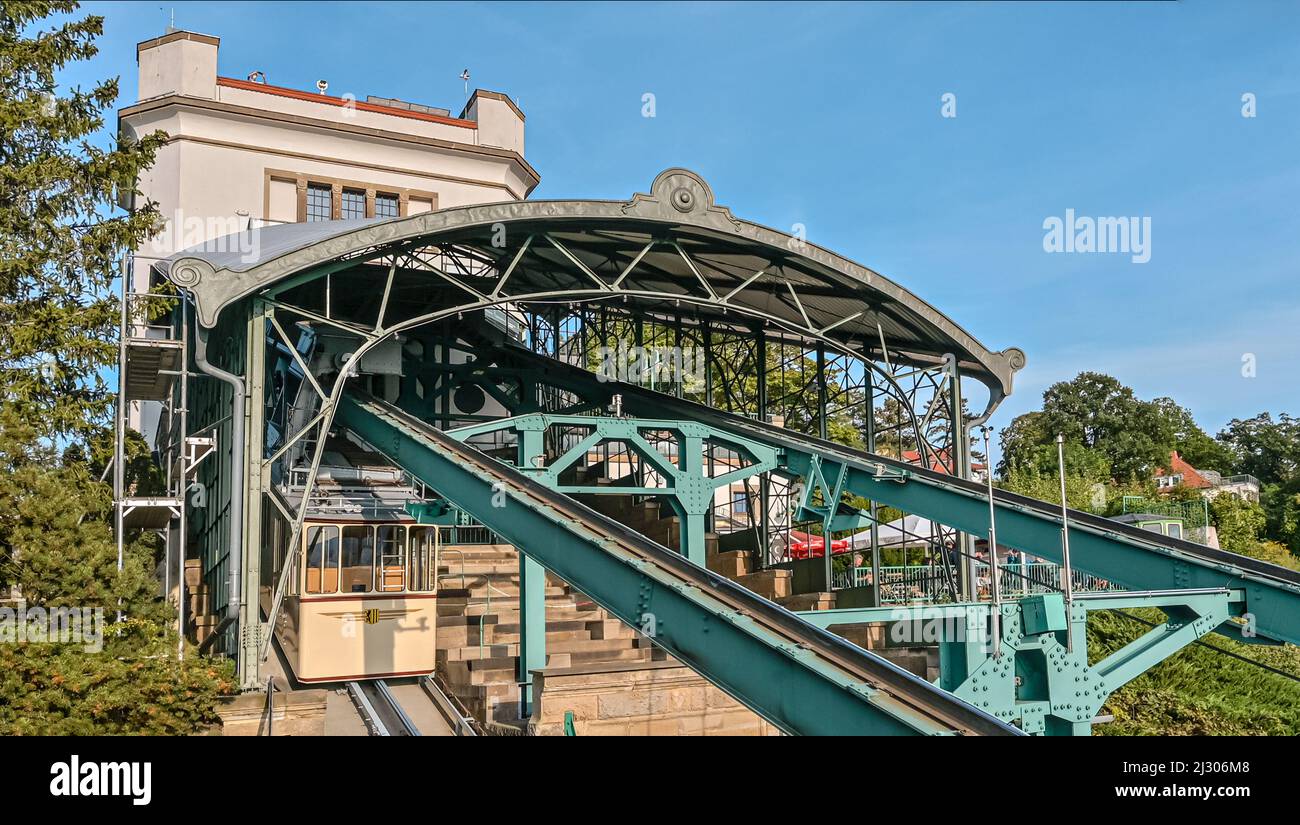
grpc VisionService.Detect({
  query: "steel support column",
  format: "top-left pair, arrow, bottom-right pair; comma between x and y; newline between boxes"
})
239,299 -> 271,687
518,552 -> 546,716
947,356 -> 975,602
865,367 -> 881,606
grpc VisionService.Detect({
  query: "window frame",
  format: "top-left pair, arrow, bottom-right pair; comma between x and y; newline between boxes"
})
340,187 -> 367,220
305,182 -> 333,222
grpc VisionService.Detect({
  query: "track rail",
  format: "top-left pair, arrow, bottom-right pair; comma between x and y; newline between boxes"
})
420,674 -> 479,736
347,680 -> 422,736
340,393 -> 1020,736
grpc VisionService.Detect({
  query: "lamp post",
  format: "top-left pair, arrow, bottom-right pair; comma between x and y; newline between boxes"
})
1056,434 -> 1075,652
981,426 -> 1001,657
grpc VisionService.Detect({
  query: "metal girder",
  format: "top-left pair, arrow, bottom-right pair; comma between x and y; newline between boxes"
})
462,347 -> 1300,653
336,392 -> 1019,736
798,589 -> 1239,735
442,412 -> 782,566
606,381 -> 1300,649
162,169 -> 1025,413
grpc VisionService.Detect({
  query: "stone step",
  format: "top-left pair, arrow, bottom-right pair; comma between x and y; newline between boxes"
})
707,550 -> 752,579
441,637 -> 639,663
437,562 -> 525,577
461,600 -> 590,618
491,617 -> 598,637
777,591 -> 836,611
733,568 -> 793,600
456,582 -> 569,598
438,627 -> 595,656
462,647 -> 652,681
439,548 -> 520,562
441,603 -> 596,624
460,594 -> 578,614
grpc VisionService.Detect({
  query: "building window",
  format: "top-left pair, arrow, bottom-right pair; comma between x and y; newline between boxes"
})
731,490 -> 749,514
375,192 -> 399,218
341,188 -> 366,220
306,183 -> 332,222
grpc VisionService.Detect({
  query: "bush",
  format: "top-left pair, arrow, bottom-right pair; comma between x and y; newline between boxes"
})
0,620 -> 235,735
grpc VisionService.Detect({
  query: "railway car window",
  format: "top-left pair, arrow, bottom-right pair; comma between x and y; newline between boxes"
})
305,526 -> 340,594
341,526 -> 374,593
377,525 -> 406,592
409,527 -> 435,592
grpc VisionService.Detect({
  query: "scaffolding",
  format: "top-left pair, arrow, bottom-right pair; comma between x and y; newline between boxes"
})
113,255 -> 213,656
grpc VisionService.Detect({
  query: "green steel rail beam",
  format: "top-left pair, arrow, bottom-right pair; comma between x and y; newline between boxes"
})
336,392 -> 1019,736
797,589 -> 1240,735
485,344 -> 1300,646
592,378 -> 1300,648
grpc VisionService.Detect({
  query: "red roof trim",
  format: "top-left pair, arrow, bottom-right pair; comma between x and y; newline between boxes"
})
216,77 -> 477,129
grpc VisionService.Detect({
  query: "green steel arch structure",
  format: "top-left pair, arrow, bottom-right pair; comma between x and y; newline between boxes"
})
142,169 -> 1300,735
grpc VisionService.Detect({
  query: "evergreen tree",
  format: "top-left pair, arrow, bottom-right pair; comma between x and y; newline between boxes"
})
0,2 -> 232,734
1,0 -> 167,442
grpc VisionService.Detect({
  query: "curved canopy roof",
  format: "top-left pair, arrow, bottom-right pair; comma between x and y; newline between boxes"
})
155,168 -> 1024,403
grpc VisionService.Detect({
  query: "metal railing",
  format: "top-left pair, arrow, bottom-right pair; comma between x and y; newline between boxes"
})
1220,474 -> 1261,488
832,562 -> 1122,604
437,524 -> 498,546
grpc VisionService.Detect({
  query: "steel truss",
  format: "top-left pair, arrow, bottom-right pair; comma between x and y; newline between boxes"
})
155,170 -> 1026,690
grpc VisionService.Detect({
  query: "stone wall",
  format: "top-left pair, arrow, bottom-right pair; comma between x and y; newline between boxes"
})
531,660 -> 780,736
217,689 -> 328,736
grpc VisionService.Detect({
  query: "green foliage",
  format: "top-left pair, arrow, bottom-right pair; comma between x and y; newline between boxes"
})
1089,609 -> 1300,736
1152,397 -> 1235,472
0,620 -> 234,735
1217,412 -> 1300,487
1216,413 -> 1300,556
1000,461 -> 1108,513
1208,493 -> 1266,558
0,407 -> 160,610
0,1 -> 167,441
0,3 -> 225,735
999,375 -> 1228,487
1034,372 -> 1176,480
1264,486 -> 1300,557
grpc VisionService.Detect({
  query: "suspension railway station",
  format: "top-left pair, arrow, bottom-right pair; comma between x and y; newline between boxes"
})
114,29 -> 1300,737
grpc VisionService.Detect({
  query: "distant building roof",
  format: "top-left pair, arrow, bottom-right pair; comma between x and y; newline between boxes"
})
1155,451 -> 1214,489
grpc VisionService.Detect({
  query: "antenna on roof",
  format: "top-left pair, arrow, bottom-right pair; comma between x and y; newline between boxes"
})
460,69 -> 471,97
161,6 -> 177,33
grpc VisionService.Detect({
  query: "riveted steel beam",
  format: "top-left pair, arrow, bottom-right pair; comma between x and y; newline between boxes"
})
336,392 -> 1019,736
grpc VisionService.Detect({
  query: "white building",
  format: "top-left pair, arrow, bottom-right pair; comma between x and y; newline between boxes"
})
119,28 -> 536,290
117,28 -> 538,438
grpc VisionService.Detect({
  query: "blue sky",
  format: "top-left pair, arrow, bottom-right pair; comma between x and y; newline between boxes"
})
76,0 -> 1300,438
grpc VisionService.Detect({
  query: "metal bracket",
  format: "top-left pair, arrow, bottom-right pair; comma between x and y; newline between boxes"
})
183,435 -> 217,479
871,462 -> 910,482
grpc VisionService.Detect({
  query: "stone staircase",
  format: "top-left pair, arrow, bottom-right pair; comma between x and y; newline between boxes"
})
574,486 -> 721,557
432,490 -> 866,733
435,543 -> 662,728
578,488 -> 833,611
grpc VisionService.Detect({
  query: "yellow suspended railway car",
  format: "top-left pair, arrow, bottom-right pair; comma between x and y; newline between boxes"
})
276,517 -> 441,682
270,445 -> 444,684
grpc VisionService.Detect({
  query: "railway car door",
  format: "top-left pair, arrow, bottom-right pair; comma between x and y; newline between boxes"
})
377,525 -> 406,592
